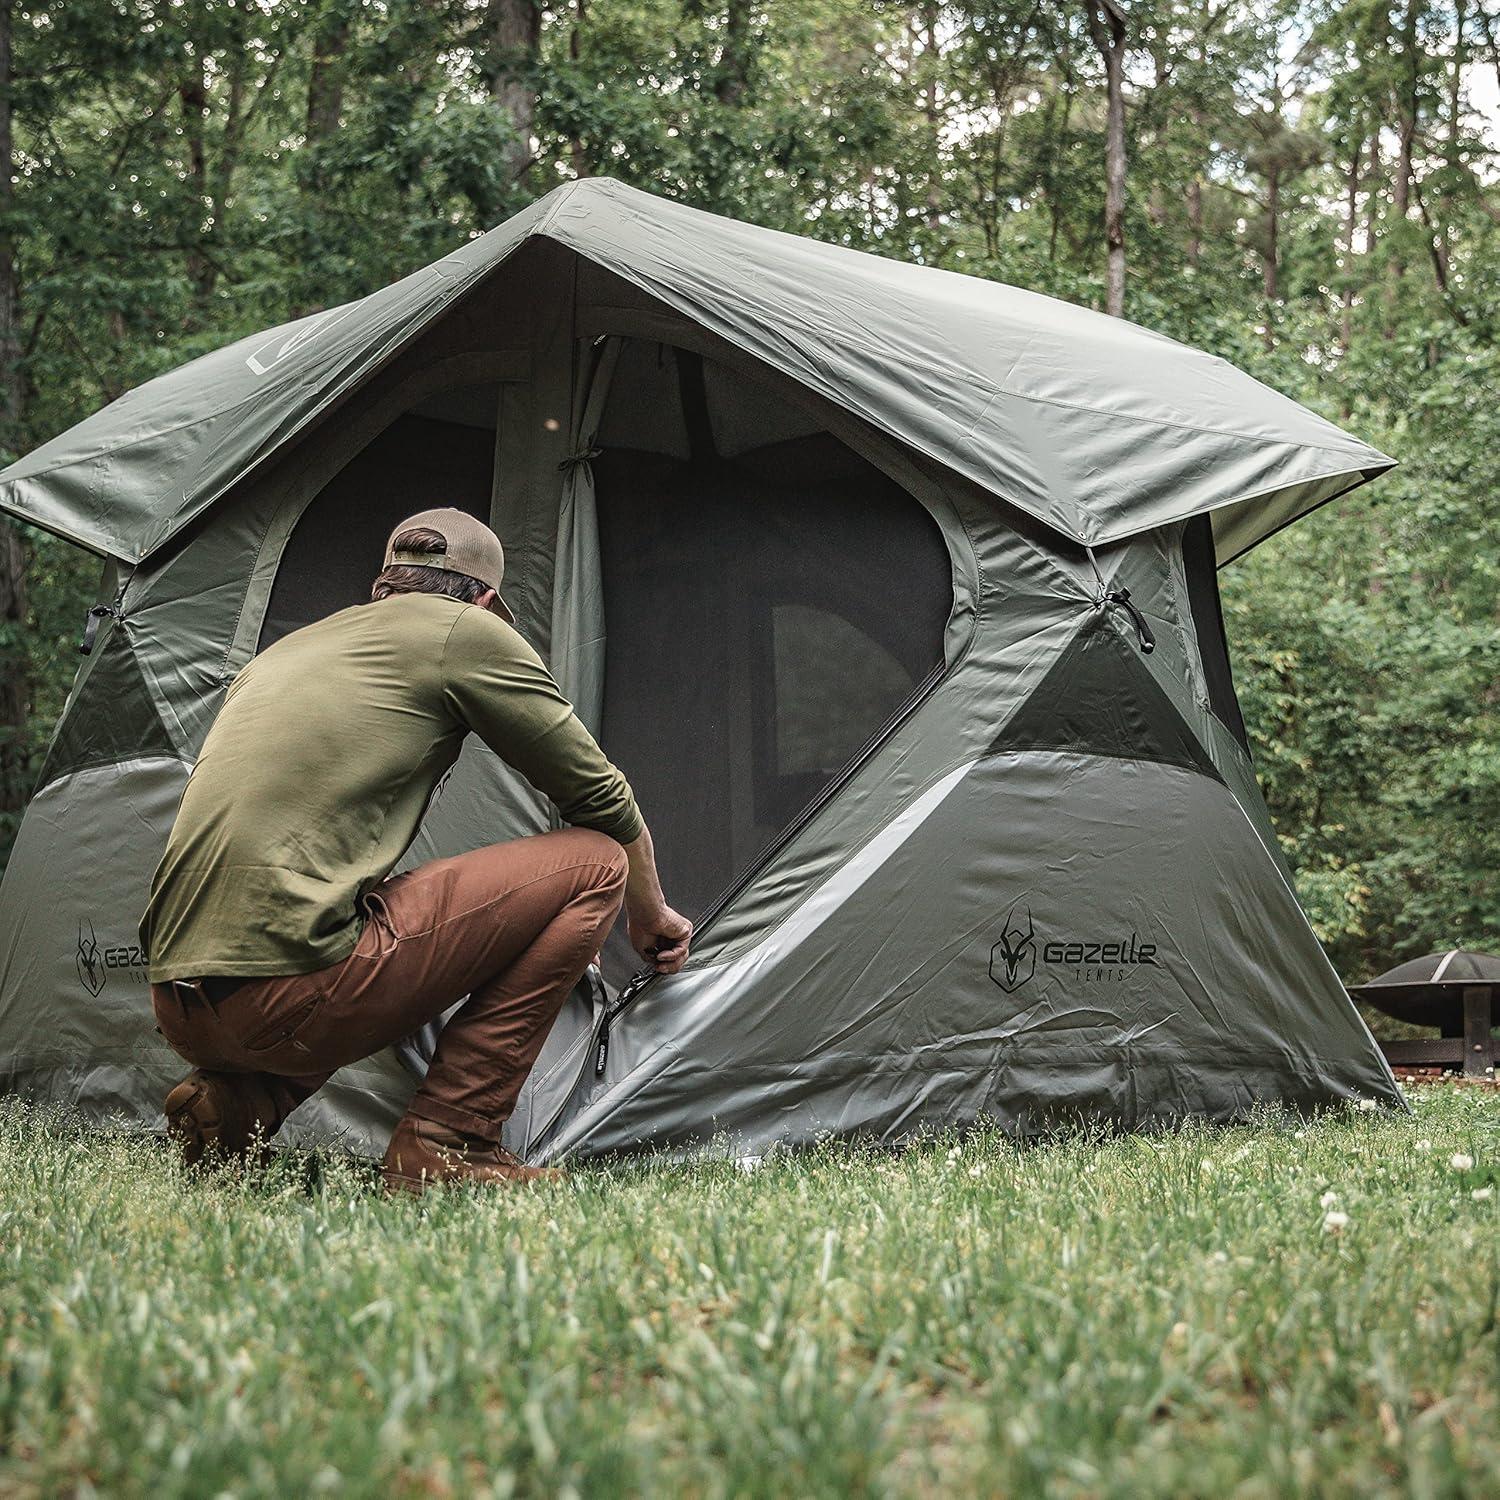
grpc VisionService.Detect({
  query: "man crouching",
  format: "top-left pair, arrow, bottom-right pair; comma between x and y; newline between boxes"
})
139,507 -> 690,1192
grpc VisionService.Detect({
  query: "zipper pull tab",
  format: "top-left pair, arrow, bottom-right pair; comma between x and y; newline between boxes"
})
1084,548 -> 1154,655
1104,588 -> 1155,654
594,964 -> 657,1078
79,603 -> 119,656
594,1009 -> 611,1078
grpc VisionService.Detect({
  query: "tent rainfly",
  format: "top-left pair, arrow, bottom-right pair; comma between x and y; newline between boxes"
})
0,178 -> 1402,1160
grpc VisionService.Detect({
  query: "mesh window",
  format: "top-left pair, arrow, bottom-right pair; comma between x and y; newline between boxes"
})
258,399 -> 497,651
1182,515 -> 1250,753
595,348 -> 952,954
770,605 -> 913,776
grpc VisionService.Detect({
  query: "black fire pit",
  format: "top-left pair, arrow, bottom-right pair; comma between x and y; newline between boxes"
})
1349,950 -> 1499,1077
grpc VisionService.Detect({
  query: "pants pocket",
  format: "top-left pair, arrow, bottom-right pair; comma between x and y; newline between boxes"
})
241,991 -> 324,1055
151,984 -> 214,1065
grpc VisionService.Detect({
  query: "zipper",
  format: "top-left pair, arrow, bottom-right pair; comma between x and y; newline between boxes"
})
523,963 -> 610,1153
594,657 -> 950,1077
593,965 -> 651,1077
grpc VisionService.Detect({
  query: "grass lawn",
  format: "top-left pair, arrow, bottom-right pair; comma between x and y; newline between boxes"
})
1,1089 -> 1495,1498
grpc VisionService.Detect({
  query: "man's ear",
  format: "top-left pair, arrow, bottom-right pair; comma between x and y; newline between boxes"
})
474,587 -> 499,613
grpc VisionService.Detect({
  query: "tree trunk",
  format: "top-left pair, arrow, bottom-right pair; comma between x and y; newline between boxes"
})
1046,84 -> 1065,263
1186,102 -> 1205,267
1384,0 -> 1419,330
568,0 -> 590,177
0,0 -> 17,451
1392,0 -> 1418,224
291,6 -> 350,318
716,0 -> 751,107
922,3 -> 942,228
1340,135 -> 1361,354
1186,8 -> 1209,269
1046,43 -> 1076,266
0,0 -> 27,819
1263,162 -> 1279,330
1440,0 -> 1466,281
487,0 -> 541,183
306,4 -> 350,159
178,50 -> 214,306
1258,156 -> 1282,351
1085,1 -> 1129,317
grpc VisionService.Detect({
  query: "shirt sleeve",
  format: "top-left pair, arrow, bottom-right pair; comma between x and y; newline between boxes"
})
440,607 -> 643,844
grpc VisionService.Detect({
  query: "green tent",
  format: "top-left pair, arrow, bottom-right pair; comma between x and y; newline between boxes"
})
0,178 -> 1401,1160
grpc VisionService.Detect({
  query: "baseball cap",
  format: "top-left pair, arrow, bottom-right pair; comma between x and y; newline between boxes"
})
383,508 -> 515,624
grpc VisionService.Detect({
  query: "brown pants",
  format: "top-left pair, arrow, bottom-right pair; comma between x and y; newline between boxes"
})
152,828 -> 627,1141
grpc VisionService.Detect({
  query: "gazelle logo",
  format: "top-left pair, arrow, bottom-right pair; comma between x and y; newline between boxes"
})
76,922 -> 106,997
73,923 -> 149,995
989,900 -> 1161,991
988,903 -> 1036,993
244,304 -> 357,376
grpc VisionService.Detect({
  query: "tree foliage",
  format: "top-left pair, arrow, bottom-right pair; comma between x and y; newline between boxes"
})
0,0 -> 1495,979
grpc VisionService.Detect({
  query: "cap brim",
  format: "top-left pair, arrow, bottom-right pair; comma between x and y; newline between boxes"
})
491,593 -> 516,625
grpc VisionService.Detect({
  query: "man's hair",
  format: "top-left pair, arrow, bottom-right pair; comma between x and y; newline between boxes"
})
371,526 -> 489,605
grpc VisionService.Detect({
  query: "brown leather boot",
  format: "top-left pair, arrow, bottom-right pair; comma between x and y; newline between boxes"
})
381,1116 -> 564,1194
163,1069 -> 284,1170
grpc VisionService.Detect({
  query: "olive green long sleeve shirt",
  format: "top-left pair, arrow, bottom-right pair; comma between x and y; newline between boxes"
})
140,592 -> 641,982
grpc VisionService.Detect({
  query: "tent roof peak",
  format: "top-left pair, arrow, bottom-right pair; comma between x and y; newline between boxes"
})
0,176 -> 1392,564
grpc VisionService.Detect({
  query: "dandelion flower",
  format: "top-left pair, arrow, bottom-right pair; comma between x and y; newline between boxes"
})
1450,1153 -> 1475,1172
1472,1187 -> 1493,1203
946,1145 -> 962,1163
1293,1130 -> 1306,1140
1322,1211 -> 1349,1234
968,1163 -> 983,1179
1319,1189 -> 1339,1208
1414,1139 -> 1432,1152
1357,1098 -> 1378,1112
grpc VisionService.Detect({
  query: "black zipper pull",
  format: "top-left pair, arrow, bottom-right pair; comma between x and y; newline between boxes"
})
79,603 -> 119,656
79,574 -> 132,657
1103,588 -> 1155,654
594,1009 -> 612,1077
1084,547 -> 1154,655
594,964 -> 657,1078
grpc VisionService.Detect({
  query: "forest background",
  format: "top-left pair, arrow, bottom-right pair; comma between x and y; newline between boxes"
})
0,0 -> 1494,983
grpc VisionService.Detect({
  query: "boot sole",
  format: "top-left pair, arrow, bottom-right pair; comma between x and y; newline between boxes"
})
381,1170 -> 432,1197
164,1075 -> 259,1171
380,1168 -> 560,1196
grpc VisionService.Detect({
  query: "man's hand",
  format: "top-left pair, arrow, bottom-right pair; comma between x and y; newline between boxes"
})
620,823 -> 692,973
628,902 -> 693,974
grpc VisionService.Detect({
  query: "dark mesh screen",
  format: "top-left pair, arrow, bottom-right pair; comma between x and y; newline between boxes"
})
596,358 -> 952,951
252,359 -> 950,985
1182,515 -> 1250,753
258,410 -> 495,651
